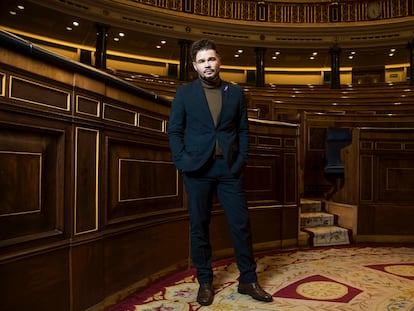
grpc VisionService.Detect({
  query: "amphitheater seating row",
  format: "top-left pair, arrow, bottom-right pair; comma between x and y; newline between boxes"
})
112,70 -> 414,121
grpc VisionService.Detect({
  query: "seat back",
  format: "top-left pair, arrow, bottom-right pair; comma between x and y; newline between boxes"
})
324,127 -> 352,176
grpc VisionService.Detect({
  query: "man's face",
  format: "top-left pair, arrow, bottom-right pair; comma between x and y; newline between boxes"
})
193,49 -> 221,81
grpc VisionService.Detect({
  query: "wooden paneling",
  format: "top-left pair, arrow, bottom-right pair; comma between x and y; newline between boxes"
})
300,112 -> 414,196
246,120 -> 299,245
0,42 -> 299,311
75,127 -> 99,235
332,127 -> 414,240
0,151 -> 41,215
139,113 -> 165,132
378,156 -> 414,201
106,136 -> 181,223
103,103 -> 137,126
0,248 -> 69,310
249,208 -> 285,249
360,155 -> 374,201
103,221 -> 190,296
247,120 -> 299,207
70,241 -> 104,311
246,154 -> 282,203
76,95 -> 100,117
10,76 -> 70,111
359,129 -> 414,203
0,71 -> 5,96
284,153 -> 297,203
0,123 -> 65,245
373,204 -> 414,235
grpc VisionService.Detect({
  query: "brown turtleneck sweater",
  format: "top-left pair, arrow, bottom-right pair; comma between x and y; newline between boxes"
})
200,78 -> 223,156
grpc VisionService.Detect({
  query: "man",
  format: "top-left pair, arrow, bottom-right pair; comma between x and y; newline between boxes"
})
168,38 -> 273,306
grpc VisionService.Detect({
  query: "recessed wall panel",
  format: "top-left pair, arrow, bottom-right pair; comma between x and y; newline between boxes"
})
245,154 -> 281,203
118,159 -> 177,202
360,155 -> 373,201
379,157 -> 414,201
0,71 -> 5,96
9,76 -> 70,111
75,127 -> 99,235
0,126 -> 64,243
76,95 -> 100,117
106,138 -> 182,223
0,151 -> 42,217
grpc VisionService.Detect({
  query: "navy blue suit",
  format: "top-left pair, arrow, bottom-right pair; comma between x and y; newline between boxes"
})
168,78 -> 257,284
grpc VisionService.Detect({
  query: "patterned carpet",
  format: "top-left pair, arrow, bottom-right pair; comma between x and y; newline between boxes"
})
108,245 -> 414,311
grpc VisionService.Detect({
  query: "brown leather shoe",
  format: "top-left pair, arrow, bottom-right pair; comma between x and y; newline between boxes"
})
197,283 -> 214,306
238,282 -> 273,302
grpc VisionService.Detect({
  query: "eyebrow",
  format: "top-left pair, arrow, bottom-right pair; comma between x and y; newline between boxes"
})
196,56 -> 217,63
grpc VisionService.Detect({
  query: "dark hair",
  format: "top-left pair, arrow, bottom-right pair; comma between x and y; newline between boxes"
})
190,39 -> 220,61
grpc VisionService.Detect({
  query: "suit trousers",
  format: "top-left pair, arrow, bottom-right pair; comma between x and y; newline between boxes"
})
183,158 -> 257,284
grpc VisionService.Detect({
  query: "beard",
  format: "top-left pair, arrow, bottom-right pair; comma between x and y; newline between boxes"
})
200,70 -> 219,82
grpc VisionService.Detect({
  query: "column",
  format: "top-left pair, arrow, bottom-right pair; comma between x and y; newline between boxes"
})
178,40 -> 191,81
255,47 -> 266,87
330,44 -> 341,89
95,23 -> 109,70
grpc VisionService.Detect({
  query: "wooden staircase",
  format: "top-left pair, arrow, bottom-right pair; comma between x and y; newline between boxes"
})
299,199 -> 353,247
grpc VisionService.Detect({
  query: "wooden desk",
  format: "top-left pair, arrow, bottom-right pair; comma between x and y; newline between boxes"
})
333,127 -> 414,242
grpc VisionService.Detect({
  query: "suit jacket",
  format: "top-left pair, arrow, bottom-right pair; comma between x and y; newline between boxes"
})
168,78 -> 249,174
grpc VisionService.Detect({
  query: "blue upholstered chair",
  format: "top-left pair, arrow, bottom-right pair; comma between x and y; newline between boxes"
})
323,127 -> 352,199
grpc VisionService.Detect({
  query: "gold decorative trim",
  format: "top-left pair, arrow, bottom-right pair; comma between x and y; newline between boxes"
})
284,152 -> 297,203
360,141 -> 374,150
257,135 -> 282,147
284,138 -> 297,148
360,155 -> 374,201
137,113 -> 166,133
74,127 -> 99,235
9,76 -> 70,111
0,151 -> 42,217
0,71 -> 5,96
103,103 -> 138,126
375,141 -> 403,150
118,159 -> 178,202
75,95 -> 100,117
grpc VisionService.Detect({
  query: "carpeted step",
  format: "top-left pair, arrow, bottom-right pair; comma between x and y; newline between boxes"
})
300,212 -> 334,228
300,198 -> 322,213
302,225 -> 351,247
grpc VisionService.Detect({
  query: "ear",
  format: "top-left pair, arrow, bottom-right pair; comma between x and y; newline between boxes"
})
192,62 -> 197,71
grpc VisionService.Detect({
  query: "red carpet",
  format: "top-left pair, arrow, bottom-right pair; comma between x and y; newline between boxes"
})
107,245 -> 414,310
